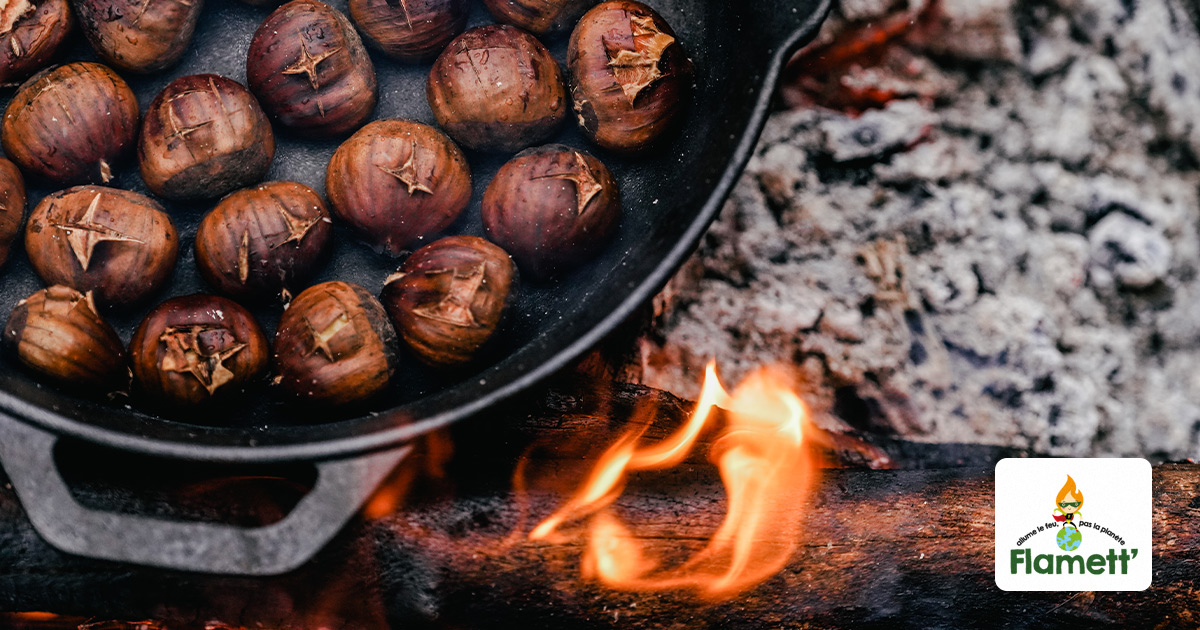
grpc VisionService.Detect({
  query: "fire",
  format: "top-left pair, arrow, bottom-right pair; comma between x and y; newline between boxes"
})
530,362 -> 817,599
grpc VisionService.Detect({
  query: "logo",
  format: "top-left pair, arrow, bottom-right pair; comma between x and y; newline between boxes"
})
995,459 -> 1151,591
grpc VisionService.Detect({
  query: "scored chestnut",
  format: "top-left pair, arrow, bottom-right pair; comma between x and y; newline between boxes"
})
274,281 -> 398,405
2,62 -> 140,185
482,144 -> 619,279
0,158 -> 26,267
74,0 -> 203,73
326,119 -> 471,255
482,0 -> 596,36
139,74 -> 276,200
25,186 -> 179,308
0,0 -> 73,85
349,0 -> 467,62
381,236 -> 516,367
195,181 -> 333,302
427,25 -> 567,152
130,295 -> 269,405
247,0 -> 377,136
568,1 -> 692,153
4,285 -> 127,391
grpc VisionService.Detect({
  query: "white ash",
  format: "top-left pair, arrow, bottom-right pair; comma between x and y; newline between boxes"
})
641,0 -> 1200,458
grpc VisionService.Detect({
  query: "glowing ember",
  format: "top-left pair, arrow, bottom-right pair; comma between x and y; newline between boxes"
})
530,362 -> 817,599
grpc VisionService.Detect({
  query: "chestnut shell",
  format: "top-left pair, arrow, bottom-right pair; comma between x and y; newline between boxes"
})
73,0 -> 204,73
247,0 -> 378,136
567,0 -> 692,153
326,119 -> 471,255
4,285 -> 127,390
482,144 -> 619,279
381,236 -> 517,367
25,186 -> 179,307
274,281 -> 398,405
0,0 -> 73,85
130,294 -> 269,405
482,0 -> 596,36
2,62 -> 140,185
139,74 -> 276,200
349,0 -> 467,62
427,24 -> 567,153
0,158 -> 26,267
194,181 -> 333,302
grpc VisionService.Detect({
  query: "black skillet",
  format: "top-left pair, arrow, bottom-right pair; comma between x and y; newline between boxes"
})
0,0 -> 833,575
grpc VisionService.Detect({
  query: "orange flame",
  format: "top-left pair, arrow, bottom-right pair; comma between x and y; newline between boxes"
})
530,362 -> 817,599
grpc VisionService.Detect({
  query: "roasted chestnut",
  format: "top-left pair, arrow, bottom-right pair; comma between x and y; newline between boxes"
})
4,285 -> 127,390
427,24 -> 567,152
0,158 -> 26,266
247,0 -> 377,136
274,281 -> 398,405
482,144 -> 619,278
130,294 -> 269,405
2,62 -> 140,185
0,0 -> 73,85
195,181 -> 333,302
482,0 -> 595,36
74,0 -> 203,73
139,74 -> 275,200
568,1 -> 692,153
25,186 -> 179,307
326,119 -> 471,255
381,236 -> 516,367
349,0 -> 467,62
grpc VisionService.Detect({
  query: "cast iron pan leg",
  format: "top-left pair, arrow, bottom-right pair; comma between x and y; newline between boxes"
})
0,413 -> 411,576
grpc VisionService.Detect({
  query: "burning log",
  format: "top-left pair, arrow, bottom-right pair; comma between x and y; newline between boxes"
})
0,380 -> 1191,629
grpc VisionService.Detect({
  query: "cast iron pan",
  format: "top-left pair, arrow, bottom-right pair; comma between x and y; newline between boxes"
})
0,0 -> 832,574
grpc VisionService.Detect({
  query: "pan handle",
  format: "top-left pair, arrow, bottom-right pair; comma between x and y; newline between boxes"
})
0,414 -> 410,576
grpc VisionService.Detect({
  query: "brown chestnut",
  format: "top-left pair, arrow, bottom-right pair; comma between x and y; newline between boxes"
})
25,186 -> 179,307
139,74 -> 275,200
568,1 -> 692,153
349,0 -> 467,62
326,119 -> 471,255
482,144 -> 619,278
274,281 -> 398,405
74,0 -> 203,74
2,62 -> 140,185
0,0 -> 73,85
130,294 -> 269,405
427,24 -> 567,152
4,285 -> 127,390
482,0 -> 596,36
195,181 -> 333,302
247,0 -> 377,136
381,236 -> 516,367
0,158 -> 26,266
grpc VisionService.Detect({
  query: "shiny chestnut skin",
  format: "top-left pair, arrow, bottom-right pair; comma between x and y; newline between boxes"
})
482,0 -> 596,36
482,144 -> 619,279
4,285 -> 127,391
568,1 -> 692,153
381,236 -> 516,367
25,186 -> 179,308
130,294 -> 269,405
0,0 -> 73,85
74,0 -> 203,73
326,119 -> 471,255
139,74 -> 275,200
247,0 -> 377,136
350,0 -> 467,62
274,281 -> 398,405
195,181 -> 333,302
2,63 -> 139,185
427,25 -> 567,152
0,158 -> 26,266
